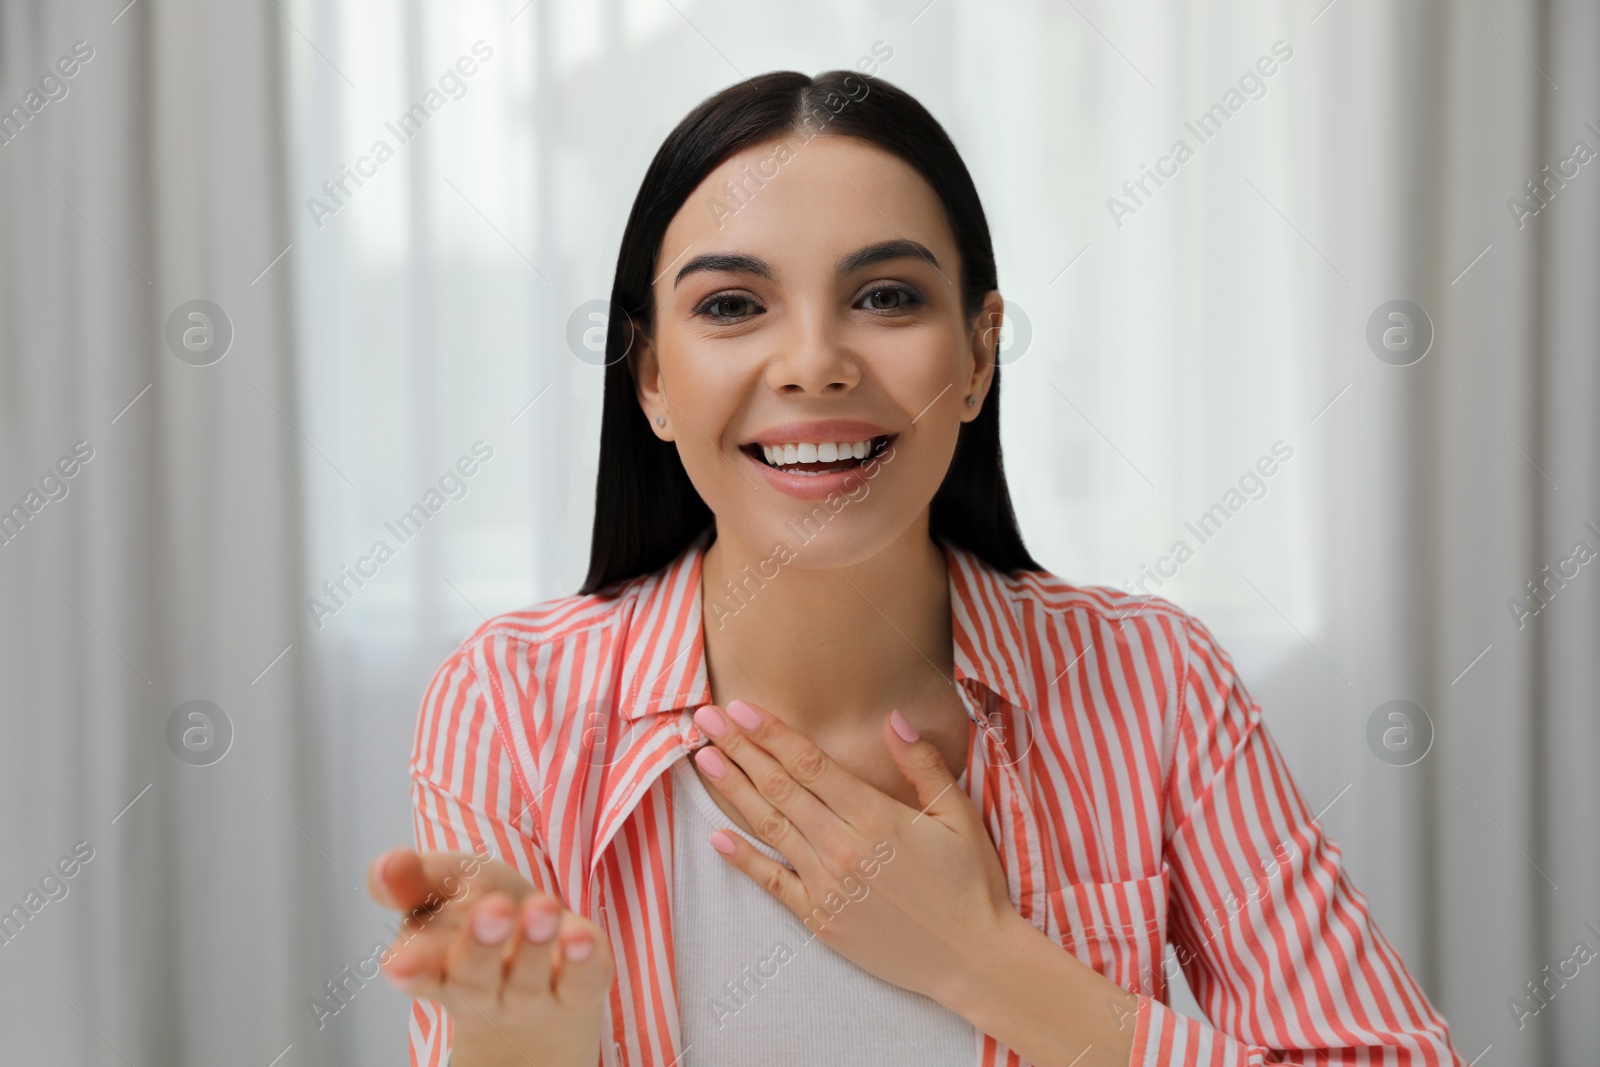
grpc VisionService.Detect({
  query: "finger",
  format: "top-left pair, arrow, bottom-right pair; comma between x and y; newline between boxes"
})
707,700 -> 880,819
379,904 -> 462,1001
443,891 -> 519,999
368,847 -> 423,908
373,846 -> 510,913
691,742 -> 827,880
705,828 -> 817,929
503,893 -> 561,996
693,704 -> 842,843
381,945 -> 449,1002
883,709 -> 966,820
550,910 -> 615,1009
372,850 -> 514,1000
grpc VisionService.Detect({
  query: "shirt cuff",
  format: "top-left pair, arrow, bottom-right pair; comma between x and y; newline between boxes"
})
1129,993 -> 1253,1066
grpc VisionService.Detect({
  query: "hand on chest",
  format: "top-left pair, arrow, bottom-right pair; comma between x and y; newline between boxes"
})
688,701 -> 972,837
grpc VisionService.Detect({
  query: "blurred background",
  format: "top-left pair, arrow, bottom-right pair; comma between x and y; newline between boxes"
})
2,0 -> 1596,1063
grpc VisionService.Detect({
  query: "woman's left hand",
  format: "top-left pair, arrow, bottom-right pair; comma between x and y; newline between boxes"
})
688,698 -> 1017,1008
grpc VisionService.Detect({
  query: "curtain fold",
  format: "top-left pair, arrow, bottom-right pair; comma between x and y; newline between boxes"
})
1309,1 -> 1600,1061
0,2 -> 330,1064
2,1 -> 1596,1064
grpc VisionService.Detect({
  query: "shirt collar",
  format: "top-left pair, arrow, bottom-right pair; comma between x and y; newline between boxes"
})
615,527 -> 1034,722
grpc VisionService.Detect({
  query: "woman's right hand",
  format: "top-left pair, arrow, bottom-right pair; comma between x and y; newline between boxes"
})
367,847 -> 615,1067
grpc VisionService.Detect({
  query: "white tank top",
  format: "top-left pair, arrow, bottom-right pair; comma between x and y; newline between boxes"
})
669,754 -> 976,1065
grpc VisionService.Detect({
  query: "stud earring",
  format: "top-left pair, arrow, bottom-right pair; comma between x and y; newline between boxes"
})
965,395 -> 976,407
655,415 -> 666,427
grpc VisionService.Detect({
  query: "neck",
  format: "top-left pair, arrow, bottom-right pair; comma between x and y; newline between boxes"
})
698,518 -> 955,737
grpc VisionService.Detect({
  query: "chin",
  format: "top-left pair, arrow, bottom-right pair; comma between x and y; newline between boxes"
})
729,508 -> 924,573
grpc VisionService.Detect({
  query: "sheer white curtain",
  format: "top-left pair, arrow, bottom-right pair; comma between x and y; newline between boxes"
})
1,0 -> 321,1064
263,1 -> 1593,1065
3,0 -> 1593,1065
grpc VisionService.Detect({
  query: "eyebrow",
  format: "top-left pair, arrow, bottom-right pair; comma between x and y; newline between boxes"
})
673,252 -> 772,287
672,239 -> 941,288
837,239 -> 941,275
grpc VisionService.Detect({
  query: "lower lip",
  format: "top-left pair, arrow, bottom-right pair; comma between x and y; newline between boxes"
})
743,448 -> 885,500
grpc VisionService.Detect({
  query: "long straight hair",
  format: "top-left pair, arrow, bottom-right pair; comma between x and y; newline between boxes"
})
580,70 -> 1039,594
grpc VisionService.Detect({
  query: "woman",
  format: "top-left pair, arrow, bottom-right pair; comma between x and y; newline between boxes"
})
365,70 -> 1463,1067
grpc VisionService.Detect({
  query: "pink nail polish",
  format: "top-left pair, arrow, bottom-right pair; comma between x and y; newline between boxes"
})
693,705 -> 727,738
695,747 -> 729,779
524,904 -> 559,943
566,938 -> 594,962
378,849 -> 400,882
889,708 -> 919,742
710,830 -> 737,855
472,907 -> 514,944
381,963 -> 417,991
726,700 -> 760,730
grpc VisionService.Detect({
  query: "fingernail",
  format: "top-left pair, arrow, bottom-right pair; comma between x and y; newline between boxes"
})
524,904 -> 559,944
378,849 -> 400,881
565,938 -> 594,962
726,700 -> 760,730
472,906 -> 514,944
710,830 -> 737,855
889,708 -> 919,742
693,705 -> 727,738
695,746 -> 728,779
381,961 -> 417,990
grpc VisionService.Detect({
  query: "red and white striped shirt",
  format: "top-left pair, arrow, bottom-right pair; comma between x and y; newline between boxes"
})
408,528 -> 1462,1066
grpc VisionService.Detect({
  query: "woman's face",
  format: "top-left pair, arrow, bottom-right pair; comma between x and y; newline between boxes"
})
631,133 -> 1001,570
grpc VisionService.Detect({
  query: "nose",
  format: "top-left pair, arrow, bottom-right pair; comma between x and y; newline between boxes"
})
765,313 -> 861,396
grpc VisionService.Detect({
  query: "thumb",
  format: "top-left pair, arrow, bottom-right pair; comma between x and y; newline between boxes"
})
884,709 -> 960,814
369,847 -> 427,909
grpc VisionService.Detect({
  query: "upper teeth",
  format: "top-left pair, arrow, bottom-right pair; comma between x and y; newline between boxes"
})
761,439 -> 875,466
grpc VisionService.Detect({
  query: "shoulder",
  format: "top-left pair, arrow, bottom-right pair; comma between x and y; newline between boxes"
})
985,565 -> 1260,793
429,573 -> 657,695
1008,569 -> 1256,738
411,574 -> 666,782
1011,568 -> 1189,626
966,551 -> 1201,650
949,546 -> 1237,707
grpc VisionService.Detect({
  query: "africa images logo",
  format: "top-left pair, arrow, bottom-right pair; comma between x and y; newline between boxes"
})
304,41 -> 495,229
1105,40 -> 1294,228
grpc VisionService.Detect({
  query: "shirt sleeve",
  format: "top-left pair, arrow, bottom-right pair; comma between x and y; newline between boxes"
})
406,635 -> 562,1067
1128,613 -> 1464,1066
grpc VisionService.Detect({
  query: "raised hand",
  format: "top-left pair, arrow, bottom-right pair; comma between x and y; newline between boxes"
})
367,847 -> 613,1067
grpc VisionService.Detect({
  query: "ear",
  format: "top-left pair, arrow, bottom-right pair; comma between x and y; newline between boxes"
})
961,290 -> 1004,423
628,320 -> 676,442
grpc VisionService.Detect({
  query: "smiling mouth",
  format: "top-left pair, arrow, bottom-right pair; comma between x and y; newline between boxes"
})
741,435 -> 894,476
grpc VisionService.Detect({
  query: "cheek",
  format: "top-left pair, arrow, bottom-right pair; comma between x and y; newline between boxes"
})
869,319 -> 965,399
820,335 -> 967,512
886,420 -> 962,512
659,345 -> 749,476
873,335 -> 966,455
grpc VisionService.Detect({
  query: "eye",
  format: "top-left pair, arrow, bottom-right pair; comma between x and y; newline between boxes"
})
856,285 -> 921,313
694,292 -> 764,322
